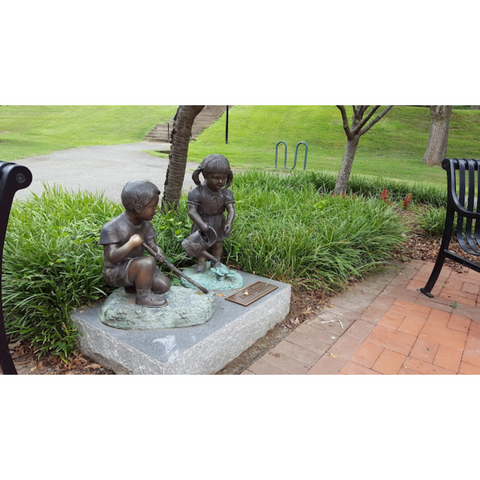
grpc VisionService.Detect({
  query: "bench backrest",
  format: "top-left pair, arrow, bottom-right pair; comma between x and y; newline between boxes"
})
443,158 -> 480,256
0,162 -> 32,374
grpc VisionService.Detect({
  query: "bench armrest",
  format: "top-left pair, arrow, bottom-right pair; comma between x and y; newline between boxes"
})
450,196 -> 480,219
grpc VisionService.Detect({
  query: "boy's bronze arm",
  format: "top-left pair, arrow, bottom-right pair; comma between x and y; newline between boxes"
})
142,242 -> 209,295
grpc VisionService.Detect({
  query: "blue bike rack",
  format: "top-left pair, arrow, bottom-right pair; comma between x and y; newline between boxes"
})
0,162 -> 32,374
275,141 -> 308,170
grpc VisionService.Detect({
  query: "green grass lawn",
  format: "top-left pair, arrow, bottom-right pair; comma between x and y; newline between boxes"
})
0,105 -> 177,162
2,105 -> 480,187
186,106 -> 480,186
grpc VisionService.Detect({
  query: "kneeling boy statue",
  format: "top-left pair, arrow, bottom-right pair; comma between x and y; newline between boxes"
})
99,180 -> 171,308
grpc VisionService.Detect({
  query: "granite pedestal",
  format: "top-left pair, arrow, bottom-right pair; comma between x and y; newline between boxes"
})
72,271 -> 291,375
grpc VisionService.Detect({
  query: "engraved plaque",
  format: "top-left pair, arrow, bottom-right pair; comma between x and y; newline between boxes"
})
225,281 -> 278,307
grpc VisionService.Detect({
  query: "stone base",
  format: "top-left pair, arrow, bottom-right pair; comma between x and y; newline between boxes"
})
181,262 -> 243,291
99,286 -> 217,330
72,271 -> 291,375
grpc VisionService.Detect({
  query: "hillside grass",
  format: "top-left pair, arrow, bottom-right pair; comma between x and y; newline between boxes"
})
185,105 -> 480,186
0,105 -> 177,161
3,105 -> 480,188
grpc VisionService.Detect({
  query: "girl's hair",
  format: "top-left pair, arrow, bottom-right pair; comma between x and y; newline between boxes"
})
121,180 -> 160,211
192,154 -> 233,188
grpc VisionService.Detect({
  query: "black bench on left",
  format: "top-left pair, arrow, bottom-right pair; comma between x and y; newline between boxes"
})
0,162 -> 32,375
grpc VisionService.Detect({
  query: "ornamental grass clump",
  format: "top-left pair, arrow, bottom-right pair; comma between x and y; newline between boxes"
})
3,186 -> 196,359
4,172 -> 407,359
3,187 -> 122,359
226,171 -> 407,291
419,206 -> 447,238
236,170 -> 447,207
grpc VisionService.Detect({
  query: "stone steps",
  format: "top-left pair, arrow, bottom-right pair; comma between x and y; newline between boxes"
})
144,105 -> 230,143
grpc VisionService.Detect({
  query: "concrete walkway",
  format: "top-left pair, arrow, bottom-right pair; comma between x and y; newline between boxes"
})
14,142 -> 198,203
242,260 -> 480,375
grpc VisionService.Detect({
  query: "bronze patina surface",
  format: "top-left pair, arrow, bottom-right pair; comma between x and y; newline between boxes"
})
225,281 -> 278,307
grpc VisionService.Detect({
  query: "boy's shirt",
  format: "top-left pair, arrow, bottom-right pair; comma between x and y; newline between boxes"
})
99,212 -> 157,268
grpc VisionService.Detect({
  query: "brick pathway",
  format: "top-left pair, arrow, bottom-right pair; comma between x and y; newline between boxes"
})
242,260 -> 480,375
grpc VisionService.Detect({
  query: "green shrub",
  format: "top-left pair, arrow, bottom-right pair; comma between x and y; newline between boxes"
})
226,171 -> 406,290
3,187 -> 122,359
3,187 -> 201,360
419,206 -> 447,238
152,201 -> 191,269
3,172 -> 407,359
234,170 -> 448,208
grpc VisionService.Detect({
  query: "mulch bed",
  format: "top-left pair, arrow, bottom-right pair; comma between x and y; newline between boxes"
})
8,341 -> 112,375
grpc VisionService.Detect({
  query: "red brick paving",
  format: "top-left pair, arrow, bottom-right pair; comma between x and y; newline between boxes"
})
244,260 -> 480,375
349,341 -> 384,368
338,361 -> 380,374
371,349 -> 407,374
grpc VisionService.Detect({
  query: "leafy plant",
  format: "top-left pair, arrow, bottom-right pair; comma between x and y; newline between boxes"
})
3,186 -> 122,360
152,201 -> 192,268
225,171 -> 406,291
232,170 -> 448,207
3,172 -> 408,359
419,206 -> 447,238
403,193 -> 413,210
380,188 -> 390,205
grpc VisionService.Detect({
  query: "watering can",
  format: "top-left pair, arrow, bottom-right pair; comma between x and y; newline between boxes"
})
182,226 -> 220,264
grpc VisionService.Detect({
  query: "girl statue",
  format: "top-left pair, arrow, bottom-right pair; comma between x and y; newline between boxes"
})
187,154 -> 235,273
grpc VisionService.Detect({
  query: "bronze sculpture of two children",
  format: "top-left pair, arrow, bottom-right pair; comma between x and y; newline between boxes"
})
99,154 -> 235,307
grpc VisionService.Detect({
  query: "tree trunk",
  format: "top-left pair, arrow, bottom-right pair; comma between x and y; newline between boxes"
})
162,105 -> 204,210
334,135 -> 360,195
334,105 -> 393,195
422,105 -> 452,166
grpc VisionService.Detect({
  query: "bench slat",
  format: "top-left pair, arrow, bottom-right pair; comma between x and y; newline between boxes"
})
421,157 -> 480,297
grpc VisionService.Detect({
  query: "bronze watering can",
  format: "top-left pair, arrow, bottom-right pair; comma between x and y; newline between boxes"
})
182,226 -> 219,263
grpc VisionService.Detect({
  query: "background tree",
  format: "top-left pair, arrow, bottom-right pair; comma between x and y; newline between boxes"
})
422,105 -> 452,166
162,105 -> 204,210
334,105 -> 393,194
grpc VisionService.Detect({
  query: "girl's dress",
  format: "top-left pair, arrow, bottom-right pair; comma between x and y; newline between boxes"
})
187,183 -> 235,241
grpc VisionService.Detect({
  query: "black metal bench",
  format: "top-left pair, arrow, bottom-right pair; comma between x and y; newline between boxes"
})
421,158 -> 480,298
0,162 -> 32,374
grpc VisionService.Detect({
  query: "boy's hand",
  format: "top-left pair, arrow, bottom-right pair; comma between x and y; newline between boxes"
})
224,222 -> 232,235
154,250 -> 166,263
129,234 -> 144,247
199,223 -> 210,233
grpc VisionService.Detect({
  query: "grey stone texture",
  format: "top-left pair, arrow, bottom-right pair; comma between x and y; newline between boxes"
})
72,271 -> 291,375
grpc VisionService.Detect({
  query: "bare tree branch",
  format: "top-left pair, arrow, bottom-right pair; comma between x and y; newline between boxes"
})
358,106 -> 369,117
336,105 -> 353,139
354,106 -> 380,133
350,106 -> 371,133
359,105 -> 394,136
334,104 -> 394,194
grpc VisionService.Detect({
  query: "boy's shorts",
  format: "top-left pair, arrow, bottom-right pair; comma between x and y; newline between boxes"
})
103,258 -> 135,287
